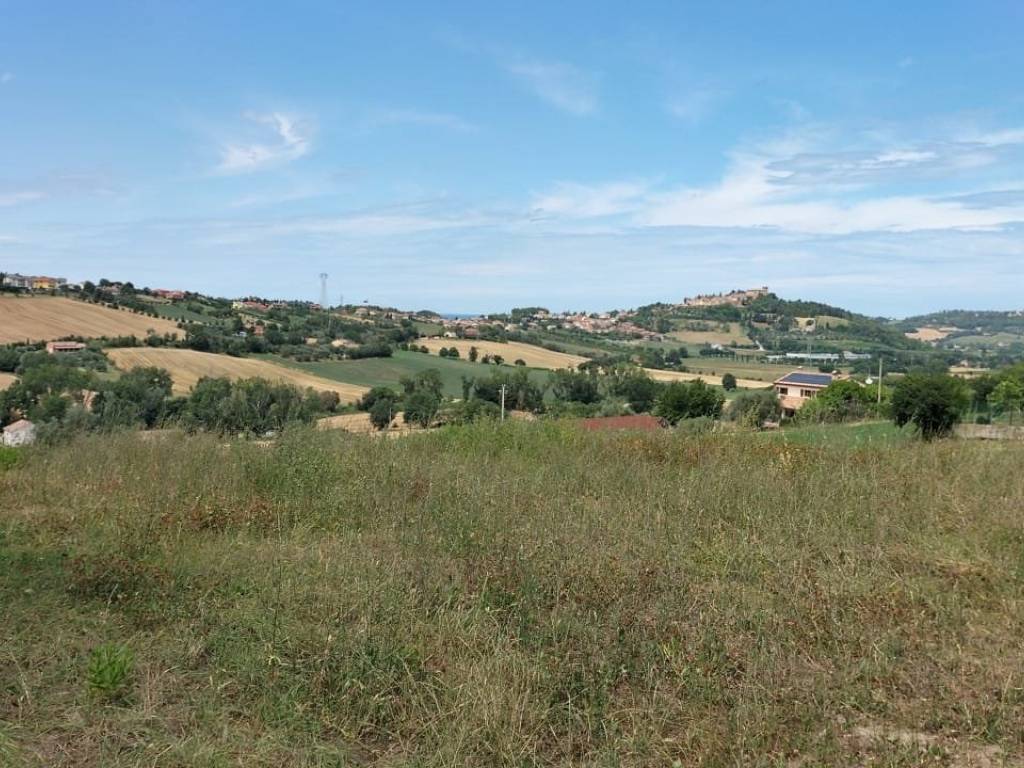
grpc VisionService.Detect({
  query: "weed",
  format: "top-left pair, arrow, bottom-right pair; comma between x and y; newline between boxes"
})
86,643 -> 134,701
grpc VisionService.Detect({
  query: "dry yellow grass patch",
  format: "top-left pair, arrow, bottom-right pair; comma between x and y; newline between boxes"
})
317,411 -> 421,437
0,372 -> 17,390
0,296 -> 181,343
419,338 -> 587,369
668,321 -> 753,346
906,326 -> 955,342
644,368 -> 772,389
107,348 -> 369,402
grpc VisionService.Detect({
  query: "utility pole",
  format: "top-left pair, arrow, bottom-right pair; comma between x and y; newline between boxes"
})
500,384 -> 507,421
877,357 -> 884,405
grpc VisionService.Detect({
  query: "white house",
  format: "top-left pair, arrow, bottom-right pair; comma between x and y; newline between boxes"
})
2,419 -> 36,447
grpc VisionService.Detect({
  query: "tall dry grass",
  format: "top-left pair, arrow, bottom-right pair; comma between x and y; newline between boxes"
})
1,423 -> 1022,766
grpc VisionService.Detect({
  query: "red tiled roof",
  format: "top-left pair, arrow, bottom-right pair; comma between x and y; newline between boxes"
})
580,414 -> 668,432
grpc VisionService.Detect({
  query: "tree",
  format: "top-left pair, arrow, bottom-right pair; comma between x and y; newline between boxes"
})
654,380 -> 724,424
358,386 -> 400,412
989,379 -> 1024,424
549,369 -> 602,404
369,398 -> 395,430
468,346 -> 479,363
725,389 -> 782,429
472,368 -> 545,412
403,389 -> 440,428
890,373 -> 968,440
605,366 -> 661,413
721,372 -> 737,391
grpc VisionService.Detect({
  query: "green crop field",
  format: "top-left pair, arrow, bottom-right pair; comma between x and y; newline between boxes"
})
270,350 -> 551,398
2,424 -> 1022,766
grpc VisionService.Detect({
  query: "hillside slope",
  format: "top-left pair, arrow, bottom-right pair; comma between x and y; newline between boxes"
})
107,347 -> 369,401
0,296 -> 181,343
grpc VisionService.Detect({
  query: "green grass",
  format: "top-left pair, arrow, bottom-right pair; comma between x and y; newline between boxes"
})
270,350 -> 551,398
2,424 -> 1022,765
769,420 -> 912,447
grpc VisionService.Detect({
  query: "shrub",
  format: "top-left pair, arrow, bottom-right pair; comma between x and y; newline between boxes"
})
721,373 -> 737,391
726,389 -> 782,429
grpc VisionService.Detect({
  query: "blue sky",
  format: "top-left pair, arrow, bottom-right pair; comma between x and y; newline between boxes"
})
1,1 -> 1023,316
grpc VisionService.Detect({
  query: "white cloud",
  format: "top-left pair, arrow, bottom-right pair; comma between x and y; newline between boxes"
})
217,112 -> 312,174
505,58 -> 597,115
529,127 -> 1024,236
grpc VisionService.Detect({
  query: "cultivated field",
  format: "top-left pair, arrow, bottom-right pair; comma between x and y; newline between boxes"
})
668,321 -> 753,346
274,350 -> 551,399
905,326 -> 956,342
420,338 -> 587,369
107,348 -> 369,401
0,372 -> 17,390
645,367 -> 772,389
0,296 -> 182,343
2,425 -> 1022,765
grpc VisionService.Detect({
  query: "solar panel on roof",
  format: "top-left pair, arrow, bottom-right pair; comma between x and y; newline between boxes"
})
778,372 -> 833,386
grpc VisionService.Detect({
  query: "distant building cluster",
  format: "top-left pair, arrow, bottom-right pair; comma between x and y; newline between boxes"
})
434,308 -> 664,341
2,273 -> 68,290
683,286 -> 769,308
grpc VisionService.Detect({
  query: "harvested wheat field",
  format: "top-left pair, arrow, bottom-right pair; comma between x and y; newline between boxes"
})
107,347 -> 369,402
317,411 -> 412,435
905,326 -> 956,342
645,367 -> 772,389
0,372 -> 17,390
420,338 -> 587,369
0,296 -> 181,343
668,321 -> 753,346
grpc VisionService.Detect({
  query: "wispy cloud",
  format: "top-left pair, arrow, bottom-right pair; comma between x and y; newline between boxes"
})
504,58 -> 598,115
0,72 -> 13,84
666,88 -> 727,123
0,173 -> 115,207
364,108 -> 476,132
530,126 -> 1024,236
217,112 -> 312,174
531,181 -> 649,219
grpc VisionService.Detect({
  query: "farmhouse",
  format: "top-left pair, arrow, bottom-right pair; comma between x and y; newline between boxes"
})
580,414 -> 669,432
153,289 -> 186,300
773,371 -> 833,416
46,341 -> 88,354
2,419 -> 36,447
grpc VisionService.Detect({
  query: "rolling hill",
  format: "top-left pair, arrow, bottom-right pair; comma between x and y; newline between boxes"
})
0,296 -> 181,344
107,347 -> 369,402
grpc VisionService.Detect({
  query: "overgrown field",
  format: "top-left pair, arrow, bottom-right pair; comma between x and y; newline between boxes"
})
2,425 -> 1023,766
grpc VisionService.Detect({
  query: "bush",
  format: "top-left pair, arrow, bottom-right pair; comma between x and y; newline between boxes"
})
721,373 -> 737,391
726,389 -> 782,429
890,373 -> 969,440
796,379 -> 873,423
654,380 -> 724,424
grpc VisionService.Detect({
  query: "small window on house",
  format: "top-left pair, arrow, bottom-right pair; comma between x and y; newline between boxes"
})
801,389 -> 816,398
777,386 -> 788,395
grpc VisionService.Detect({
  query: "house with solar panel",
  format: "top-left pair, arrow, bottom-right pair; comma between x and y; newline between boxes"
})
773,371 -> 834,416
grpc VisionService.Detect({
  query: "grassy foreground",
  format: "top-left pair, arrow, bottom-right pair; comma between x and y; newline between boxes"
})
1,424 -> 1023,766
